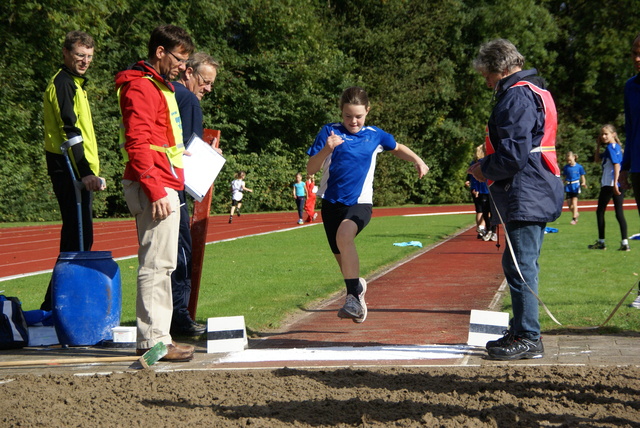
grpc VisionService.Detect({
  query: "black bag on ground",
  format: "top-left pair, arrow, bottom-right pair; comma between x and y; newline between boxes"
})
0,295 -> 29,349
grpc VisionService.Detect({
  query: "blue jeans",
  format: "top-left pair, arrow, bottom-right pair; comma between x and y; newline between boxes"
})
502,221 -> 546,340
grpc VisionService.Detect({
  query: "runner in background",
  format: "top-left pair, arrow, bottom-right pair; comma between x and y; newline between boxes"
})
304,174 -> 319,222
292,172 -> 306,225
562,151 -> 587,225
229,171 -> 253,223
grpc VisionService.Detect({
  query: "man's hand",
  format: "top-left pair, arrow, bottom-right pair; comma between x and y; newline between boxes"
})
467,162 -> 486,182
81,175 -> 106,191
151,196 -> 173,221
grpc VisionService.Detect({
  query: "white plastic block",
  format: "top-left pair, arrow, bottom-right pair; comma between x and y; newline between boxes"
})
206,316 -> 248,353
467,310 -> 509,347
112,326 -> 136,343
28,326 -> 59,347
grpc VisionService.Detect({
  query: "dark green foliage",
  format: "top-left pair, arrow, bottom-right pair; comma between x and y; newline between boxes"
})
1,0 -> 638,221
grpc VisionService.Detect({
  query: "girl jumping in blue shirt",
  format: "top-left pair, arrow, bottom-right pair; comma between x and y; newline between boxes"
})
306,87 -> 429,323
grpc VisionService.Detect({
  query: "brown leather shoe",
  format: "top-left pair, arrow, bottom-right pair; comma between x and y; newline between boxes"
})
172,341 -> 195,353
136,344 -> 194,362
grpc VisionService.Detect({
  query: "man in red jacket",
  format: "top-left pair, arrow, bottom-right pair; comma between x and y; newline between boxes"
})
115,25 -> 195,362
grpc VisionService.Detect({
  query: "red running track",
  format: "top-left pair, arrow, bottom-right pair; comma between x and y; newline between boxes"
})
0,205 -> 476,280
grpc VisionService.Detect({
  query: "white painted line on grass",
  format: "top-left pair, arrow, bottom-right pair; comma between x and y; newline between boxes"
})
0,269 -> 54,283
573,203 -> 636,209
403,211 -> 474,217
209,223 -> 320,244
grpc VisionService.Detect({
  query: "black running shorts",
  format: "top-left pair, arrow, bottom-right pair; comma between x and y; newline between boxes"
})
321,201 -> 373,254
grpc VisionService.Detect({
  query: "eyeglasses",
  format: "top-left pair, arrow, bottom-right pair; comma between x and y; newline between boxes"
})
166,50 -> 188,64
72,52 -> 93,61
195,72 -> 213,87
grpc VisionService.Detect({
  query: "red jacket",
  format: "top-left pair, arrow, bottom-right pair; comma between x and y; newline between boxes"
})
115,61 -> 184,203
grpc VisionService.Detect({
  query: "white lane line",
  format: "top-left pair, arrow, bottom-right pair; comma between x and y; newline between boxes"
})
216,344 -> 482,363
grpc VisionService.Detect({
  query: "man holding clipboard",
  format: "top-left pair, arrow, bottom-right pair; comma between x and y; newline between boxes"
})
171,52 -> 221,336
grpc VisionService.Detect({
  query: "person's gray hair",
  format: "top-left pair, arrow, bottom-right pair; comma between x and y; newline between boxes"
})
186,52 -> 220,73
473,39 -> 525,74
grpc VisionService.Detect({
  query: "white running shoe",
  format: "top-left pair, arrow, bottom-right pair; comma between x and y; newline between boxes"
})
630,295 -> 640,309
337,278 -> 368,323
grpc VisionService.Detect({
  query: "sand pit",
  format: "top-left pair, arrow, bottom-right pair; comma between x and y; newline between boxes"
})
2,365 -> 639,426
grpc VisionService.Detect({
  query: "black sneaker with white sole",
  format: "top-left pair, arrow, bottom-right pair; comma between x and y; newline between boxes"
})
487,336 -> 544,360
485,329 -> 514,349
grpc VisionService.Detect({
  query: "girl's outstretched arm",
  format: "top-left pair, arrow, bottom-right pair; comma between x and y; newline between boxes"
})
392,144 -> 429,178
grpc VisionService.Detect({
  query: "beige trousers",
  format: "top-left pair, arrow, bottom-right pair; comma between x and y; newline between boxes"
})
123,180 -> 180,349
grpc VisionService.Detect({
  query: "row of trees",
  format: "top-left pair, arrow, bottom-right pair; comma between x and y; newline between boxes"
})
1,0 -> 639,222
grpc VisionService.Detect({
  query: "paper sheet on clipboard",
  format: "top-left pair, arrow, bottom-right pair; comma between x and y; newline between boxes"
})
183,133 -> 226,202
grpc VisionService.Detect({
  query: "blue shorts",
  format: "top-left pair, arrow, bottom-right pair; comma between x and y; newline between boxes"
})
321,201 -> 373,254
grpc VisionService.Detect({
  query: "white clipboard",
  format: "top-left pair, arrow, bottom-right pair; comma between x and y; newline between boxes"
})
183,133 -> 226,202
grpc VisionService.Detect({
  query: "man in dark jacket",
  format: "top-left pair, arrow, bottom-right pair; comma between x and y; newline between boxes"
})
468,39 -> 564,361
170,52 -> 220,336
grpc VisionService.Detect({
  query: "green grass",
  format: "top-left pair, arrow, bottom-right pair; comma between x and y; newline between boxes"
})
2,213 -> 471,334
4,208 -> 640,336
510,209 -> 640,333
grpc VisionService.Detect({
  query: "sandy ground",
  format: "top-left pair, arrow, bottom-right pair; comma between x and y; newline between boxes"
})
2,365 -> 639,427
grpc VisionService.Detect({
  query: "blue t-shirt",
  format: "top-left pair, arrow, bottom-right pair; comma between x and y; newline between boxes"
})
293,181 -> 305,197
467,160 -> 489,194
307,123 -> 397,205
600,143 -> 623,187
562,163 -> 585,193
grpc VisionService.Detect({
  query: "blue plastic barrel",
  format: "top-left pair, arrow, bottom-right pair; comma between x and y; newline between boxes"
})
52,251 -> 122,346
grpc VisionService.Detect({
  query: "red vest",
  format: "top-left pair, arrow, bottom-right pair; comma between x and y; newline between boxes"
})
484,81 -> 560,185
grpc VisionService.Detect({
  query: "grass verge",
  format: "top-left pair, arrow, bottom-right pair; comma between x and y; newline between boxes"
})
507,209 -> 640,333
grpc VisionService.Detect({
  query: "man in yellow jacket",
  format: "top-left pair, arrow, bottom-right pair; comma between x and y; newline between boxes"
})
41,30 -> 105,310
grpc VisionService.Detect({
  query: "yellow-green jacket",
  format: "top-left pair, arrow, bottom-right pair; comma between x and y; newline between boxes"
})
44,66 -> 99,177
